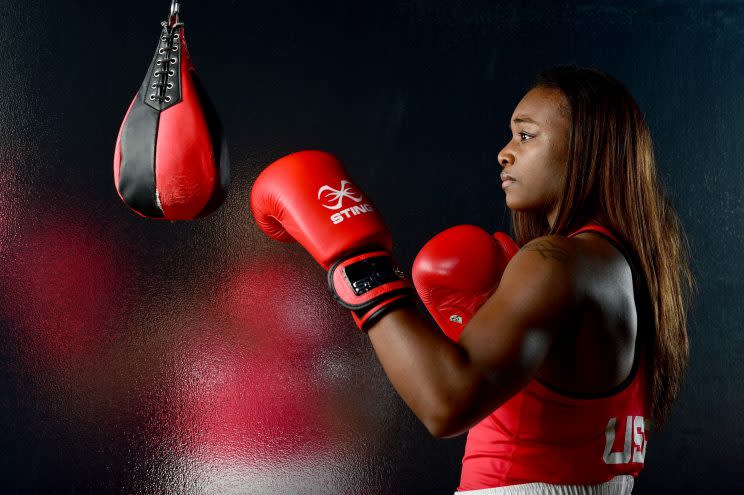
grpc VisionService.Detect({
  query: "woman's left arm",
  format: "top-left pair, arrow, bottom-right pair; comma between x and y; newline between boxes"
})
367,235 -> 581,438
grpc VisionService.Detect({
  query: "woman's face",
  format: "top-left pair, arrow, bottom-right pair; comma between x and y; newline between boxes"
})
498,86 -> 571,227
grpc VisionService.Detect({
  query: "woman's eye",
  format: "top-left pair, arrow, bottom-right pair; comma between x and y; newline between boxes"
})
518,132 -> 533,142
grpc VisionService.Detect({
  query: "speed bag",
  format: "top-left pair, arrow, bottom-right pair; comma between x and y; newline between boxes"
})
113,21 -> 230,220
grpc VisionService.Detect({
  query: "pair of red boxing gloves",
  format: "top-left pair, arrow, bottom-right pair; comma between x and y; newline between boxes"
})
250,150 -> 520,339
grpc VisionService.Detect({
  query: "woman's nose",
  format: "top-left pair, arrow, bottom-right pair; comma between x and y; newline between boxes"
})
497,146 -> 513,168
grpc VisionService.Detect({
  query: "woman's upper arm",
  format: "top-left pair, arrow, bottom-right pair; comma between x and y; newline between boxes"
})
448,235 -> 582,433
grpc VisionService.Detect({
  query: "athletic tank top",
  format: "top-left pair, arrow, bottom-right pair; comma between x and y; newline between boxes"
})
457,224 -> 650,490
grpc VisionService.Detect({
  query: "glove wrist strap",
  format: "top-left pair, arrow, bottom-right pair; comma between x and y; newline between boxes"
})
328,250 -> 414,332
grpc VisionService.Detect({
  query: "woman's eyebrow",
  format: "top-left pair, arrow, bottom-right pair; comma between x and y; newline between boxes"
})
510,116 -> 540,126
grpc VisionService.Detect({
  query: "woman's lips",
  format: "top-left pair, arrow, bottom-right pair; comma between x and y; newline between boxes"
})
502,179 -> 515,189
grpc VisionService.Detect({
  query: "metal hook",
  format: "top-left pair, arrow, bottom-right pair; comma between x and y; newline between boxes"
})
168,0 -> 181,27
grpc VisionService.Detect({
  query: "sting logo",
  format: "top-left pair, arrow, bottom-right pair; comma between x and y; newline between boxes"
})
318,180 -> 363,210
318,180 -> 375,224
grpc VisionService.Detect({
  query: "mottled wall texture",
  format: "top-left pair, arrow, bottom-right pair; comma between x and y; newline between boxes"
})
0,0 -> 741,493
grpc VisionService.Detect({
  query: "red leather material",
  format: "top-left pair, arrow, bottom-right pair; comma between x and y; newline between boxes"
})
113,25 -> 229,220
327,250 -> 414,331
250,150 -> 409,331
329,251 -> 411,308
412,225 -> 519,341
250,150 -> 392,270
353,293 -> 412,329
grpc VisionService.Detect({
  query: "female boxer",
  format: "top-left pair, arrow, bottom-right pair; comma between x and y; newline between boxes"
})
250,65 -> 696,495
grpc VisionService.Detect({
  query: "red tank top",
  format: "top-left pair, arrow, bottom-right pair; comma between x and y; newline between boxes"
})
458,224 -> 650,490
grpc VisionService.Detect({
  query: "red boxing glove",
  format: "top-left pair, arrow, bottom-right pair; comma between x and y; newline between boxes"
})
250,150 -> 413,331
412,225 -> 519,342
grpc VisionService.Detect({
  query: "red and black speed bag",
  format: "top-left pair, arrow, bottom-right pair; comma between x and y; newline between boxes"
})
113,21 -> 229,220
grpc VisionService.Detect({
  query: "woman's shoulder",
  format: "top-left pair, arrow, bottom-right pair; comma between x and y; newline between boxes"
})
513,231 -> 633,305
518,234 -> 581,264
521,231 -> 635,315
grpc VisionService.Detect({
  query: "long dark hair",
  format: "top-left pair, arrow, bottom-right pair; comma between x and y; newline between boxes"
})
510,65 -> 697,432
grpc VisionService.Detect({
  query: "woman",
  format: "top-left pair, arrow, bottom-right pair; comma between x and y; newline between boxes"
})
250,65 -> 696,494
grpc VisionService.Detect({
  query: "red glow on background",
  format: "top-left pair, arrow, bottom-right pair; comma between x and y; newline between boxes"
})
216,255 -> 342,355
171,334 -> 335,462
0,206 -> 135,367
154,256 -> 343,463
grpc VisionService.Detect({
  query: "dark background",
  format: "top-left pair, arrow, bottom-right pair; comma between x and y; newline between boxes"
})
0,0 -> 741,493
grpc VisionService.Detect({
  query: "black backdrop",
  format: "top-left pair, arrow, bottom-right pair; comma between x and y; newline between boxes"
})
0,1 -> 741,493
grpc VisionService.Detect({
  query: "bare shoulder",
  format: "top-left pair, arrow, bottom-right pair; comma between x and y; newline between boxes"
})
507,234 -> 584,286
519,234 -> 580,264
513,233 -> 618,296
458,234 -> 584,405
492,234 -> 583,327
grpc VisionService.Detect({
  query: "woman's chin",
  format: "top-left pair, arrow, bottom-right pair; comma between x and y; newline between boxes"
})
505,199 -> 540,213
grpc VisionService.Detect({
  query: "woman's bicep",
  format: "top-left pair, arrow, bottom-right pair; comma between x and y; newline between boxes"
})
452,236 -> 580,428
